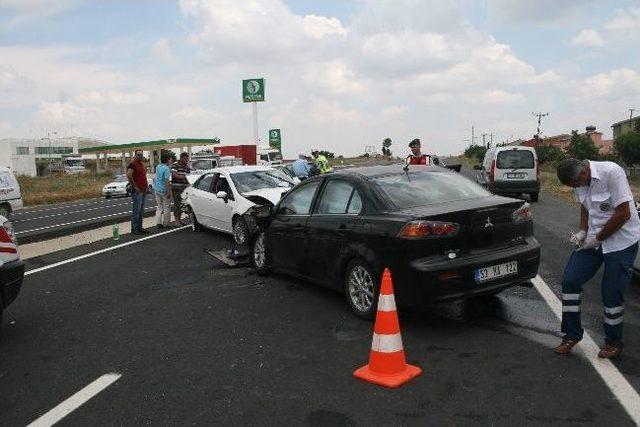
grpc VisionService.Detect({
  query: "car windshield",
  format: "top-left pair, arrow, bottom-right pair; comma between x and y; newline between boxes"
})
231,169 -> 295,192
497,150 -> 534,169
372,171 -> 490,209
114,175 -> 128,183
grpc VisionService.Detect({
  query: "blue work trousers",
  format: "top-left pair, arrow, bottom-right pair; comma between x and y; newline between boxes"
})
131,189 -> 147,232
561,242 -> 638,345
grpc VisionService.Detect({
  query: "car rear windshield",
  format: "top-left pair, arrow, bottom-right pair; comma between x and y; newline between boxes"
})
372,171 -> 490,209
231,170 -> 295,193
496,150 -> 534,169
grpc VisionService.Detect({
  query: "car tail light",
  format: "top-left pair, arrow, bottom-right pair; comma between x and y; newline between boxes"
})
0,221 -> 17,253
489,159 -> 496,184
398,220 -> 460,238
512,203 -> 532,223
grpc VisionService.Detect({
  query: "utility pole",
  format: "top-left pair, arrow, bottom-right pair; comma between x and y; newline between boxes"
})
471,125 -> 477,146
630,108 -> 636,120
532,112 -> 549,139
481,133 -> 487,149
488,133 -> 494,149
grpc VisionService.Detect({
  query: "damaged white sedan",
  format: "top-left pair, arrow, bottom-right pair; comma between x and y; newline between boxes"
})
182,165 -> 296,244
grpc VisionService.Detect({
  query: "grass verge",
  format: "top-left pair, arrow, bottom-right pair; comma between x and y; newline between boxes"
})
17,173 -> 113,206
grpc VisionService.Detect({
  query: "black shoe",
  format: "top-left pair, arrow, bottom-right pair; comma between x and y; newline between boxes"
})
138,229 -> 149,234
156,224 -> 164,229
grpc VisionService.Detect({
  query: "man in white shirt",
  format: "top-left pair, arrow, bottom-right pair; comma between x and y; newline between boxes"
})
554,158 -> 639,358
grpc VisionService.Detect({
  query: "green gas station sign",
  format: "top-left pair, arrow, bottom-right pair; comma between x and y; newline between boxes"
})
269,129 -> 281,150
242,78 -> 265,102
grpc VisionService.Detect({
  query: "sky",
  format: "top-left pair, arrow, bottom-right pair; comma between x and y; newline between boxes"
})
1,0 -> 639,157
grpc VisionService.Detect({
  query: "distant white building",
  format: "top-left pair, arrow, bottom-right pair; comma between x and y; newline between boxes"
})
0,137 -> 108,176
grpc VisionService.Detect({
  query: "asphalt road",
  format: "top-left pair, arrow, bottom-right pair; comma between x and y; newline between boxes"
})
1,165 -> 639,425
13,196 -> 158,243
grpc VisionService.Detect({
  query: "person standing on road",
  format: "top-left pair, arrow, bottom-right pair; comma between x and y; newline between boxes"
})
126,149 -> 149,235
292,154 -> 310,180
554,158 -> 640,359
153,152 -> 173,229
311,149 -> 332,174
405,138 -> 439,166
171,152 -> 191,224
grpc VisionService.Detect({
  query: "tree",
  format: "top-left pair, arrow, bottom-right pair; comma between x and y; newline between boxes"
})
566,130 -> 599,160
614,130 -> 640,166
382,137 -> 393,157
464,144 -> 487,163
318,150 -> 334,159
535,144 -> 565,165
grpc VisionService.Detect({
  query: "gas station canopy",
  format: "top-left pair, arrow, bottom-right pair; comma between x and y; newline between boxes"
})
78,138 -> 220,155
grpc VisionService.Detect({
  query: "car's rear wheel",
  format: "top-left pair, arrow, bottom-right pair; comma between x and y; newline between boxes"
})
252,231 -> 271,275
233,217 -> 250,246
344,259 -> 381,320
530,192 -> 539,202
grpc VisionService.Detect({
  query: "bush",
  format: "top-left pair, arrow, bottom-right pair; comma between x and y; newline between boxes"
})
614,130 -> 640,166
464,144 -> 487,162
535,144 -> 565,165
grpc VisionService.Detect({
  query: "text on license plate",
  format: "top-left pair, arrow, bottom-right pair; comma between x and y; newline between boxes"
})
506,173 -> 525,179
475,261 -> 518,283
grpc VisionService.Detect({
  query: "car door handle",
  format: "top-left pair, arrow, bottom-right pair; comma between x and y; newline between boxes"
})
337,224 -> 348,236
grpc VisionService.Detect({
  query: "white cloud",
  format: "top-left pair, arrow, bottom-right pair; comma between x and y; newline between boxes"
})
579,68 -> 640,100
605,7 -> 640,31
302,15 -> 347,39
151,38 -> 173,63
570,29 -> 604,47
38,101 -> 101,122
0,0 -> 83,28
487,0 -> 598,24
172,107 -> 223,120
75,91 -> 150,106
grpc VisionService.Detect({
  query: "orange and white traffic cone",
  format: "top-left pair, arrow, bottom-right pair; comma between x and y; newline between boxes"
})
353,268 -> 422,388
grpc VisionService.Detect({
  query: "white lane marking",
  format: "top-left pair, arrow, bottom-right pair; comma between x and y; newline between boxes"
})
14,198 -> 112,216
16,207 -> 155,235
27,373 -> 121,427
24,226 -> 188,276
14,203 -> 133,223
532,275 -> 640,425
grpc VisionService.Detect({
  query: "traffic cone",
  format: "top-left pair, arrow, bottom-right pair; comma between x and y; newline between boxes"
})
353,268 -> 422,388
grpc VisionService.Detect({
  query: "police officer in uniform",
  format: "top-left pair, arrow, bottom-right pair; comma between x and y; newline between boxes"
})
405,138 -> 440,166
554,157 -> 640,359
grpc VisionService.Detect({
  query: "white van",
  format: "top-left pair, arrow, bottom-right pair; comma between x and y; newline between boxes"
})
0,167 -> 23,219
475,146 -> 540,202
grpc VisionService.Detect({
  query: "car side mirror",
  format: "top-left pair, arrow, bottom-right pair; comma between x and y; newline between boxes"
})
216,191 -> 228,202
473,164 -> 482,170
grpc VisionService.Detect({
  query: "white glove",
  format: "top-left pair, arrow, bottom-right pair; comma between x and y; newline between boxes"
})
578,236 -> 600,251
570,230 -> 586,246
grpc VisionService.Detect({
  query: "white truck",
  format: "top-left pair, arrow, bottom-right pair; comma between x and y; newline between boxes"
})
0,167 -> 23,220
47,155 -> 87,175
257,147 -> 283,166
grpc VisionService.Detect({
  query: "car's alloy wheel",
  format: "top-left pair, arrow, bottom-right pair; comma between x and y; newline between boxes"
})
345,260 -> 380,319
252,231 -> 270,275
233,218 -> 249,245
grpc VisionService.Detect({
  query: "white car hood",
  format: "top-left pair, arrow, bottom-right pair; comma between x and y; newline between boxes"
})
241,187 -> 290,205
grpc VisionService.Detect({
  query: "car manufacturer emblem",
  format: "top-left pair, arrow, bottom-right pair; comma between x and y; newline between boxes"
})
484,217 -> 494,228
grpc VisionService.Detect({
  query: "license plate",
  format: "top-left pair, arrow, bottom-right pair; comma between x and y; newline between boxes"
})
506,173 -> 525,179
475,261 -> 518,283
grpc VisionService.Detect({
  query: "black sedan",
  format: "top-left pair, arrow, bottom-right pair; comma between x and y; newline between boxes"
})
251,165 -> 541,319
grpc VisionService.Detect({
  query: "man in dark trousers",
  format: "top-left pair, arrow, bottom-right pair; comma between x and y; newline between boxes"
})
171,152 -> 191,224
126,149 -> 149,235
554,157 -> 640,358
405,139 -> 439,166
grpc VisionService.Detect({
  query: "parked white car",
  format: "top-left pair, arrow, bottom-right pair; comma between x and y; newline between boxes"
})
182,166 -> 295,244
0,167 -> 23,219
0,215 -> 23,331
102,174 -> 154,198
